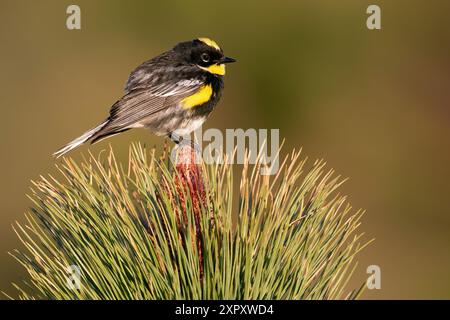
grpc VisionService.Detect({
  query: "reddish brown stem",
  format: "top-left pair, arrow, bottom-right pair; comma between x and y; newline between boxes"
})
173,144 -> 206,280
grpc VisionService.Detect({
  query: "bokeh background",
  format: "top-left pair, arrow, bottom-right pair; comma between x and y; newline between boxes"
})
1,0 -> 449,299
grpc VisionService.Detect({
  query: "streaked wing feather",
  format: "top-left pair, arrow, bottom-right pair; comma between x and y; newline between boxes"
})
100,79 -> 202,133
107,92 -> 166,131
147,79 -> 204,97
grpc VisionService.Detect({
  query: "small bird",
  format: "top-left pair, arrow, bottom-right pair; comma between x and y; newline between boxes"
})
54,38 -> 235,158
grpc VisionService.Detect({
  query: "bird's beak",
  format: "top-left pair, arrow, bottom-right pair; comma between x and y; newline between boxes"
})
221,56 -> 236,64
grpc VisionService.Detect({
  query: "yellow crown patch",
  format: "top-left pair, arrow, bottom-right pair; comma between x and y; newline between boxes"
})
197,37 -> 221,51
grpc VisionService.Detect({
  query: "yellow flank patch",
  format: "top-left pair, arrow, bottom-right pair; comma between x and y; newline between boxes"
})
198,37 -> 221,51
182,85 -> 213,109
200,63 -> 226,76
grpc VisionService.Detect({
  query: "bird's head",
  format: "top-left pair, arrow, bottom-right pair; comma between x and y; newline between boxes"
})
173,38 -> 236,76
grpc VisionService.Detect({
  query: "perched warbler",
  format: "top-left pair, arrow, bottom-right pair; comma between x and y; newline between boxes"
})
54,38 -> 235,157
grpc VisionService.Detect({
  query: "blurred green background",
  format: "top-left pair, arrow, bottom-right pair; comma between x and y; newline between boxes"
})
1,0 -> 449,299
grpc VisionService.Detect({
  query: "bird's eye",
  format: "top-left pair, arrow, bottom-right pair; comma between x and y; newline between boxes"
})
201,53 -> 210,63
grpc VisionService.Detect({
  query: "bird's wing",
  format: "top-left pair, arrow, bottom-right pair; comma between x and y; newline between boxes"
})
124,52 -> 195,94
91,79 -> 203,141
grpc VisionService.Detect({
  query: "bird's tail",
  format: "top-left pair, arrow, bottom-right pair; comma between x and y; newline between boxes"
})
53,120 -> 109,158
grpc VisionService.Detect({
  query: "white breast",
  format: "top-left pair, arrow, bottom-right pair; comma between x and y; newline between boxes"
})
172,117 -> 206,136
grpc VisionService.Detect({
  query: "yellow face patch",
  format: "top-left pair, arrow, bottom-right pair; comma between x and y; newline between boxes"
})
198,37 -> 221,51
200,64 -> 226,76
182,85 -> 213,109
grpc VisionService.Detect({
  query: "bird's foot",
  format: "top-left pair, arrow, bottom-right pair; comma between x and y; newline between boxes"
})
168,133 -> 201,154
